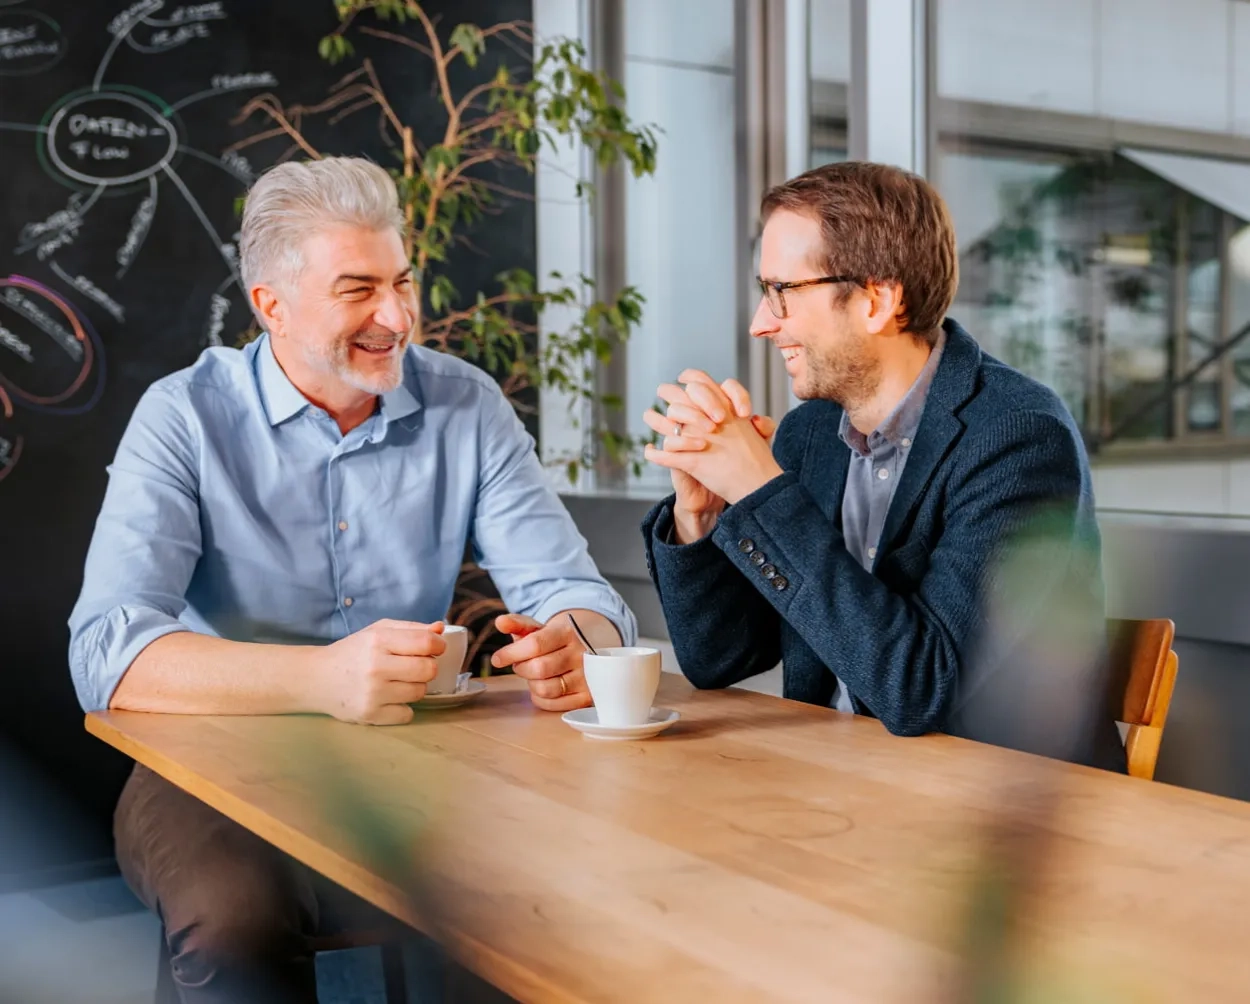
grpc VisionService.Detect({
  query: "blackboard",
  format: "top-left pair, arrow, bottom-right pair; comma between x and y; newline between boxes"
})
0,0 -> 533,877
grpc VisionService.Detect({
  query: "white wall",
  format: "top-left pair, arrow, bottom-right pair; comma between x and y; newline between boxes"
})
1093,458 -> 1250,518
938,0 -> 1250,137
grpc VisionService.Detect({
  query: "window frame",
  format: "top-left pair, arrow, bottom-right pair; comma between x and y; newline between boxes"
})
934,120 -> 1250,460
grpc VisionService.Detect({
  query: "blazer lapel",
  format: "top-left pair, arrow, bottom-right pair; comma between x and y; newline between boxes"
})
797,402 -> 851,526
879,320 -> 982,550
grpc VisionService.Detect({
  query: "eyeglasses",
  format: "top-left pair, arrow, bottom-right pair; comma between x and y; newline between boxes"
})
756,275 -> 860,319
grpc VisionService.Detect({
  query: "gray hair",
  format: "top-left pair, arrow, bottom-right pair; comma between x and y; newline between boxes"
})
239,156 -> 407,299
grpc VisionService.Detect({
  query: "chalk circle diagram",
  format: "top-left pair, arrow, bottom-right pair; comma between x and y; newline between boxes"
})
42,86 -> 180,191
0,276 -> 106,483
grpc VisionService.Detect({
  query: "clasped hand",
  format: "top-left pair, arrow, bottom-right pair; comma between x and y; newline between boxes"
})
642,371 -> 782,525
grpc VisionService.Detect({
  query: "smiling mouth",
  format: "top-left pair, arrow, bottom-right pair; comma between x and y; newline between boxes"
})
352,339 -> 399,356
780,346 -> 801,362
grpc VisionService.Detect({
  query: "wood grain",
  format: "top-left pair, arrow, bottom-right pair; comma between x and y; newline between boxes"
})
87,675 -> 1250,1003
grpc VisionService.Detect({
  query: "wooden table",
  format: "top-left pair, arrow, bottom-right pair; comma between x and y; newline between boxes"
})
87,675 -> 1250,1003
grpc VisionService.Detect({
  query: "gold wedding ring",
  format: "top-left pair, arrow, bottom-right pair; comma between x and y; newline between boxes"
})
559,674 -> 569,696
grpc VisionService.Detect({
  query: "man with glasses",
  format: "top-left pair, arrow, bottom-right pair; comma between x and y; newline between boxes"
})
640,161 -> 1123,770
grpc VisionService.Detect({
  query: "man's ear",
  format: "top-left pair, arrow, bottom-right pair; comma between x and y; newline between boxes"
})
251,284 -> 285,338
862,281 -> 905,336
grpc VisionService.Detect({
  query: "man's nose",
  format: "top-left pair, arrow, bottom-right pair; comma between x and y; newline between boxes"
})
748,296 -> 780,339
375,289 -> 413,333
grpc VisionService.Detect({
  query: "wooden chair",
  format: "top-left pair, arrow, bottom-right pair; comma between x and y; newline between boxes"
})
1106,618 -> 1179,781
155,928 -> 407,1003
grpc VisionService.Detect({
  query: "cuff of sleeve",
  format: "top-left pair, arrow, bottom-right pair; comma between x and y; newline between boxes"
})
649,499 -> 727,574
712,472 -> 807,606
70,606 -> 190,712
530,590 -> 638,647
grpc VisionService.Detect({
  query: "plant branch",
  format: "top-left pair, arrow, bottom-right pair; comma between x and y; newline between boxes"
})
226,97 -> 322,159
357,24 -> 435,59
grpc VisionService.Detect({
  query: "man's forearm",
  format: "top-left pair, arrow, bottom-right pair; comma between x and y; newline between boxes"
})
108,632 -> 326,715
556,608 -> 623,649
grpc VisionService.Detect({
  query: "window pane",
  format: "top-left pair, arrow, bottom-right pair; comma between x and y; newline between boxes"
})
622,0 -> 738,477
932,0 -> 1249,449
1096,159 -> 1176,443
940,148 -> 1186,443
1230,224 -> 1250,435
809,0 -> 850,169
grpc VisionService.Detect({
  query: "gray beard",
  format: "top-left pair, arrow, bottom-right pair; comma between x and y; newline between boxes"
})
304,337 -> 405,395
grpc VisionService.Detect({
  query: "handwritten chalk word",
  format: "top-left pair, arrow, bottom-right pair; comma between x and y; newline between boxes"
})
18,204 -> 82,259
149,23 -> 210,48
117,194 -> 156,273
211,71 -> 276,90
1,41 -> 59,61
222,150 -> 254,183
109,0 -> 164,37
37,230 -> 76,261
59,272 -> 125,323
68,115 -> 157,139
0,322 -> 34,363
0,25 -> 37,45
1,288 -> 82,361
68,141 -> 131,162
205,293 -> 229,346
158,3 -> 227,24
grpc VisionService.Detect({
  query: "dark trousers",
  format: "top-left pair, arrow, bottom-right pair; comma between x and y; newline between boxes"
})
116,763 -> 416,1004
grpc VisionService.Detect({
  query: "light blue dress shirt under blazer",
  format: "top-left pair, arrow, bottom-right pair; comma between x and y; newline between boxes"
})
68,334 -> 636,711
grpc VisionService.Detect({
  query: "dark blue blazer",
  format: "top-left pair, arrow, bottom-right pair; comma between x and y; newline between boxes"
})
642,320 -> 1125,772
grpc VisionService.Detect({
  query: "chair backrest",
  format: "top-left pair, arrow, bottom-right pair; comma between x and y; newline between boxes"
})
1106,618 -> 1178,781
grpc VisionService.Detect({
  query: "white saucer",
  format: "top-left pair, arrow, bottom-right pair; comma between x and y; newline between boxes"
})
414,679 -> 486,709
561,707 -> 679,741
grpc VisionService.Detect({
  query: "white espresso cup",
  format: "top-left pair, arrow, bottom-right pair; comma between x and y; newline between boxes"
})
427,624 -> 469,695
583,646 -> 662,728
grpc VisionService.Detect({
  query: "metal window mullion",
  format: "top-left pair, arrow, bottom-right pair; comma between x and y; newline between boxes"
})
1172,193 -> 1189,442
590,0 -> 628,488
1220,210 -> 1235,438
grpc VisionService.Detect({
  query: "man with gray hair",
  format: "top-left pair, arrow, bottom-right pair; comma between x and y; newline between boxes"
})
69,157 -> 634,1001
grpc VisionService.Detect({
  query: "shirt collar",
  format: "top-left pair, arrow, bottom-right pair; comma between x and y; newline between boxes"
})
838,328 -> 947,457
256,333 -> 423,428
379,371 -> 421,425
257,334 -> 311,426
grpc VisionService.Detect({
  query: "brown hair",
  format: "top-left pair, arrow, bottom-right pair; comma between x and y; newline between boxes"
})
760,161 -> 958,343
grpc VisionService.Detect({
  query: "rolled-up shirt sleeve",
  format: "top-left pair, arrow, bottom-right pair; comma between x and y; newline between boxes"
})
469,382 -> 637,645
68,385 -> 200,711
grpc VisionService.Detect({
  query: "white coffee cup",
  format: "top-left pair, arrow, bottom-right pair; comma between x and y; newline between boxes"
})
427,624 -> 469,695
583,646 -> 662,728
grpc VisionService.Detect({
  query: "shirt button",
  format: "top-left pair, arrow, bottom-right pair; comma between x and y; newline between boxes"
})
772,576 -> 789,591
877,468 -> 890,480
738,538 -> 756,553
343,597 -> 353,607
868,546 -> 878,559
750,551 -> 768,567
338,521 -> 349,531
761,563 -> 777,580
901,437 -> 912,447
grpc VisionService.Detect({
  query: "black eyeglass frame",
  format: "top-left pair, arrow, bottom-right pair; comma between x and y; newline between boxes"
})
756,275 -> 861,318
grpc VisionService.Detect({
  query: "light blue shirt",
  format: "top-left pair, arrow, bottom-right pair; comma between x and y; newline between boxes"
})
68,334 -> 635,711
